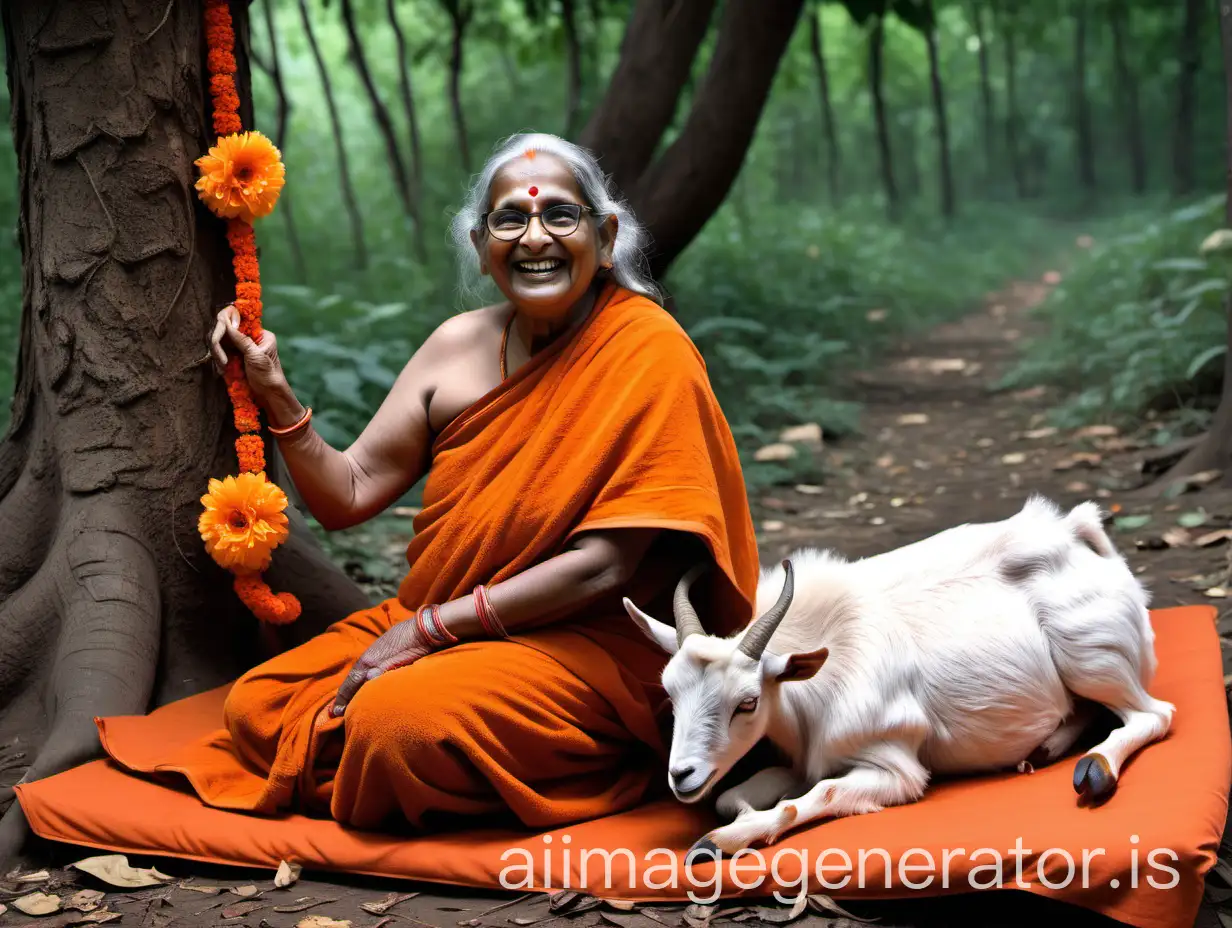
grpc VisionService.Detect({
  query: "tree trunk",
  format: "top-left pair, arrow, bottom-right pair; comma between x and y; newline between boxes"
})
807,4 -> 841,206
1109,0 -> 1146,194
868,15 -> 899,220
339,0 -> 425,260
298,0 -> 368,270
1073,0 -> 1096,198
562,0 -> 583,137
261,0 -> 308,283
998,2 -> 1027,199
386,0 -> 425,215
1172,0 -> 1204,197
578,0 -> 719,197
1155,0 -> 1232,487
441,0 -> 473,177
627,0 -> 806,277
971,1 -> 995,191
924,5 -> 955,218
0,0 -> 369,863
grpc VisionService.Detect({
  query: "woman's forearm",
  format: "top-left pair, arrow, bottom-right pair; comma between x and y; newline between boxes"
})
257,378 -> 364,530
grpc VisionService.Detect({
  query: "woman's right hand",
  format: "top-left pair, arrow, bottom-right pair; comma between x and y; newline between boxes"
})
210,304 -> 288,401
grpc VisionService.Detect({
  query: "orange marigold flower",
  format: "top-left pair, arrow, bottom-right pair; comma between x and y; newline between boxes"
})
235,434 -> 266,473
199,471 -> 290,573
234,574 -> 302,625
195,131 -> 285,223
236,282 -> 261,302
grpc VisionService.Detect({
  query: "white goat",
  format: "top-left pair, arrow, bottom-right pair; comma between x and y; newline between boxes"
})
622,495 -> 1174,854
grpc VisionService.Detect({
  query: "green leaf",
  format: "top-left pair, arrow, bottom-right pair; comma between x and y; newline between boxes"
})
1187,345 -> 1226,380
1177,511 -> 1208,528
1114,514 -> 1152,531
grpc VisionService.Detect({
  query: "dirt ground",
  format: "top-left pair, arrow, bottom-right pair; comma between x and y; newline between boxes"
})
2,271 -> 1231,928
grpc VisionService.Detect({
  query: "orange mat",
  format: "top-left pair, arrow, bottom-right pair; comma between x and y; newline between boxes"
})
16,605 -> 1230,928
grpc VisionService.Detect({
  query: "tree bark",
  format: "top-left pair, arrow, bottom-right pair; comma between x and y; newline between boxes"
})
1172,0 -> 1204,197
261,0 -> 307,283
807,4 -> 841,206
1073,0 -> 1096,198
339,0 -> 425,260
562,0 -> 583,138
970,1 -> 995,191
1109,0 -> 1146,194
628,0 -> 806,277
297,0 -> 368,269
1155,0 -> 1232,487
0,0 -> 368,863
440,0 -> 474,177
924,3 -> 955,218
386,0 -> 425,216
998,2 -> 1027,199
578,0 -> 719,196
868,15 -> 899,220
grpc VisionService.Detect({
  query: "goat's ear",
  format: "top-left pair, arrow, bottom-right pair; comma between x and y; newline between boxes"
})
622,598 -> 679,654
764,647 -> 829,683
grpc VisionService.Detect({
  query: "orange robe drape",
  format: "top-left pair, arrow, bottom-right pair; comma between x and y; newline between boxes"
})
100,282 -> 761,832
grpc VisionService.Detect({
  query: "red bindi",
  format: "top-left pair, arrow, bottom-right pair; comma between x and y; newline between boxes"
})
528,186 -> 539,197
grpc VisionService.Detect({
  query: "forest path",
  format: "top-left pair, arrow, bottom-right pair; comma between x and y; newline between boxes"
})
4,268 -> 1231,928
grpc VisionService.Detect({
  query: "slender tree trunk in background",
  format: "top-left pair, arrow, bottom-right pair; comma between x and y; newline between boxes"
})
924,5 -> 955,218
1157,0 -> 1232,487
298,0 -> 368,269
386,0 -> 425,215
868,16 -> 899,220
441,0 -> 474,176
1109,0 -> 1146,194
1172,0 -> 1204,197
971,1 -> 995,191
1073,0 -> 1096,198
807,5 -> 842,206
579,0 -> 719,195
999,3 -> 1027,199
261,0 -> 307,283
901,119 -> 922,202
339,0 -> 425,261
562,0 -> 583,137
629,0 -> 806,277
0,0 -> 368,863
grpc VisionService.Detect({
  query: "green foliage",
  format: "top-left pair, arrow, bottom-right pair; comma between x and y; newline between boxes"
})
1001,193 -> 1230,432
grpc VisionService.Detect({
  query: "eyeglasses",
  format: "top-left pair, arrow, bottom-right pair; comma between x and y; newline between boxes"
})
482,203 -> 592,241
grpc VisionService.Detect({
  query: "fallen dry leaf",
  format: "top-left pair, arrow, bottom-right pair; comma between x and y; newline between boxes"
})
296,917 -> 352,928
1195,530 -> 1232,547
15,870 -> 51,883
69,855 -> 171,889
1023,426 -> 1057,440
274,860 -> 302,889
179,884 -> 226,895
46,911 -> 122,928
274,897 -> 339,914
601,900 -> 638,912
1065,481 -> 1092,492
778,423 -> 822,445
1205,587 -> 1229,599
359,892 -> 419,915
753,443 -> 797,462
1074,424 -> 1118,439
761,520 -> 785,532
793,484 -> 822,495
1053,452 -> 1102,471
67,890 -> 105,912
866,308 -> 888,322
1001,452 -> 1026,465
896,413 -> 930,426
1162,528 -> 1194,548
14,892 -> 63,915
230,885 -> 259,898
392,506 -> 421,517
222,900 -> 265,919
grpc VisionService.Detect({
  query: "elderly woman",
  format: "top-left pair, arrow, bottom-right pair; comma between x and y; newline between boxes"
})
103,133 -> 760,832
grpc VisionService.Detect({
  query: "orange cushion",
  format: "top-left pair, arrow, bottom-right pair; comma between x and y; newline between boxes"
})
16,606 -> 1229,928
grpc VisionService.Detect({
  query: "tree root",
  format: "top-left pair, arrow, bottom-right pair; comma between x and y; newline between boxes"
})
0,496 -> 160,869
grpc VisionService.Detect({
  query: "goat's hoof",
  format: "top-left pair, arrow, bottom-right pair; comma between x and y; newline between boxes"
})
687,836 -> 722,862
1073,752 -> 1115,803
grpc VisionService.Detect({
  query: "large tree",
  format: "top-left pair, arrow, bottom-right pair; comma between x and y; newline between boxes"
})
0,0 -> 369,861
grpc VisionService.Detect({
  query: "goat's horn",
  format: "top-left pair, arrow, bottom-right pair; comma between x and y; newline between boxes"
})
673,562 -> 709,645
737,559 -> 795,660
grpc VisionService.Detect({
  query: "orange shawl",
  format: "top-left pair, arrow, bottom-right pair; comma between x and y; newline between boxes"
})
100,282 -> 761,815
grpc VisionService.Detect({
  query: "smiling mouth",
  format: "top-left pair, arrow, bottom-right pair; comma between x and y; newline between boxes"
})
673,773 -> 715,802
513,258 -> 566,278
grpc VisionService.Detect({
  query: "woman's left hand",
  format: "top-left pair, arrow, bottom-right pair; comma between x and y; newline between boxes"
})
331,619 -> 435,717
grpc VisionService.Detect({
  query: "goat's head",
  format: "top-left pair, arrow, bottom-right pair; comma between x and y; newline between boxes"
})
622,559 -> 829,804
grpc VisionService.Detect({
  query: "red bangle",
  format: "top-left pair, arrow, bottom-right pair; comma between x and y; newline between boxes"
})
269,406 -> 312,438
472,585 -> 507,638
427,604 -> 457,644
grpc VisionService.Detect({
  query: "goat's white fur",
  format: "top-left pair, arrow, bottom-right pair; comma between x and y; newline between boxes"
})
622,495 -> 1175,853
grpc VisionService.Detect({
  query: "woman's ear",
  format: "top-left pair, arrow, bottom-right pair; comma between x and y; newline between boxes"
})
469,228 -> 490,276
599,214 -> 618,269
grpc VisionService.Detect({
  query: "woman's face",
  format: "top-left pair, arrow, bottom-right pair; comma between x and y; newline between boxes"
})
471,152 -> 617,322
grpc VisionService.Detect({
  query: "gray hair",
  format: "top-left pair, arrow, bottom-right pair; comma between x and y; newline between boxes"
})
448,132 -> 664,307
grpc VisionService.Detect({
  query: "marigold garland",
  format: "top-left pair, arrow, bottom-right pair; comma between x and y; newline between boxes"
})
196,0 -> 299,625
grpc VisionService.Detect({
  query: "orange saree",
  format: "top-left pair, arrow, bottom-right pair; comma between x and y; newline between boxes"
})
97,282 -> 761,832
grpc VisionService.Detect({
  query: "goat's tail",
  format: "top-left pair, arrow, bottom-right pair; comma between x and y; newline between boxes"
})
1064,500 -> 1117,557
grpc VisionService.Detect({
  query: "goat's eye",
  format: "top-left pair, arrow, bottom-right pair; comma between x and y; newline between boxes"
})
735,696 -> 758,714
